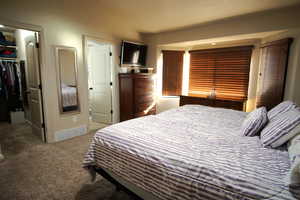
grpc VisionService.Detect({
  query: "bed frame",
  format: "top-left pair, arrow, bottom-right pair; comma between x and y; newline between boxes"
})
179,95 -> 245,111
62,105 -> 78,112
93,166 -> 143,199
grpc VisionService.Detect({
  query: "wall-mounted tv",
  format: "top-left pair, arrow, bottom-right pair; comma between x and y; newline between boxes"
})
120,41 -> 147,66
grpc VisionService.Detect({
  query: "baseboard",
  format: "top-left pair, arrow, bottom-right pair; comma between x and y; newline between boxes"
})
54,125 -> 87,142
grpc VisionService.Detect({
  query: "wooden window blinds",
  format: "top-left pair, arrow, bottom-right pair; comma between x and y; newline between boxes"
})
162,50 -> 184,96
188,46 -> 253,101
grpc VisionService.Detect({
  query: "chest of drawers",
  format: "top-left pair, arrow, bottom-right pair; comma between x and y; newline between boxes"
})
119,73 -> 156,121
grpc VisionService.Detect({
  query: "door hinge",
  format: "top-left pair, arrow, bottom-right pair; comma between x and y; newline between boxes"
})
110,82 -> 113,86
110,110 -> 113,114
36,42 -> 40,48
109,52 -> 112,56
41,123 -> 45,128
38,84 -> 42,89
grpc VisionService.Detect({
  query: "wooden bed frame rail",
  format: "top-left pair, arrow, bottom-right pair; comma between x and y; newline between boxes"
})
179,95 -> 245,111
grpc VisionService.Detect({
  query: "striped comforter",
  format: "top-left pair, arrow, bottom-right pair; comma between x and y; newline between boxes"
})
83,105 -> 296,200
61,86 -> 77,107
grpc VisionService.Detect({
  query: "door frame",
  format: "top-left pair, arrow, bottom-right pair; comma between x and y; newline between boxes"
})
83,35 -> 115,126
0,18 -> 48,142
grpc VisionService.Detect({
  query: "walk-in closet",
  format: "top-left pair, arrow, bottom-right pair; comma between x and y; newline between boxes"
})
0,26 -> 28,124
0,24 -> 45,161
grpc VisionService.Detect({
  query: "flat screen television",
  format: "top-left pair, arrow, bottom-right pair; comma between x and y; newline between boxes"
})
120,41 -> 147,66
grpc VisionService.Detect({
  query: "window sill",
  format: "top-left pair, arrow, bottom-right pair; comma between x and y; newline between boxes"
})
160,96 -> 180,99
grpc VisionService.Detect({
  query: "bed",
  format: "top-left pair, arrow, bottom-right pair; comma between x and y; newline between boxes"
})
83,105 -> 298,200
61,85 -> 78,112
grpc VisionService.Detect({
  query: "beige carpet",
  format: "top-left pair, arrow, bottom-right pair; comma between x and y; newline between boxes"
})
0,122 -> 135,200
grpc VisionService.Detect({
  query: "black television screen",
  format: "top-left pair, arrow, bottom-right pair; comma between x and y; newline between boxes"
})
121,41 -> 147,66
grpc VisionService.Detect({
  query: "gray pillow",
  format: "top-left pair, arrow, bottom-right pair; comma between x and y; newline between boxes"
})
261,108 -> 300,148
241,107 -> 268,137
268,101 -> 297,120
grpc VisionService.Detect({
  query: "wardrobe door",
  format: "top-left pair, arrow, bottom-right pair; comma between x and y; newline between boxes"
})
256,38 -> 292,110
26,34 -> 45,142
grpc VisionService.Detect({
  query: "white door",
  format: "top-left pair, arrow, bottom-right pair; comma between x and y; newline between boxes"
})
88,42 -> 112,124
25,33 -> 45,142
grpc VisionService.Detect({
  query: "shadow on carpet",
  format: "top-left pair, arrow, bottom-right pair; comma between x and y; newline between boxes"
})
76,179 -> 135,200
0,123 -> 135,200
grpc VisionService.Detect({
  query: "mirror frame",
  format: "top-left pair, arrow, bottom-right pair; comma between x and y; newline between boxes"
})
54,46 -> 80,115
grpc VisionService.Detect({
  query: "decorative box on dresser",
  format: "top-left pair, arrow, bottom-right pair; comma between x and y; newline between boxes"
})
119,73 -> 156,122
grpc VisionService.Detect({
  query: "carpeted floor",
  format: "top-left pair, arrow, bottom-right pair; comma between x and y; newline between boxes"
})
0,122 -> 135,200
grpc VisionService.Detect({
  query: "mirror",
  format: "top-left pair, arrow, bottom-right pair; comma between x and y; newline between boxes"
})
55,46 -> 80,114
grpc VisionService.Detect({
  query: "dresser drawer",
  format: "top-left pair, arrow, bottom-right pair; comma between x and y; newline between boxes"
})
135,87 -> 154,96
135,101 -> 156,113
134,107 -> 156,118
135,78 -> 154,88
135,80 -> 154,95
119,73 -> 156,122
135,94 -> 155,104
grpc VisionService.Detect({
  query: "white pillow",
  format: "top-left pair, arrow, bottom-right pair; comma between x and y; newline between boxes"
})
261,109 -> 300,148
277,124 -> 300,149
241,107 -> 268,137
287,133 -> 300,186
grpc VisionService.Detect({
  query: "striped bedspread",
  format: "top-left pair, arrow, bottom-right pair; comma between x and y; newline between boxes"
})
83,105 -> 296,200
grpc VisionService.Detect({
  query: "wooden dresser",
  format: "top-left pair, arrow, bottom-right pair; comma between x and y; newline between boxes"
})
180,95 -> 245,111
119,73 -> 156,122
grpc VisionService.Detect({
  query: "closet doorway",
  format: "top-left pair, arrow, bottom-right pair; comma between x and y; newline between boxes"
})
86,39 -> 113,128
0,24 -> 46,146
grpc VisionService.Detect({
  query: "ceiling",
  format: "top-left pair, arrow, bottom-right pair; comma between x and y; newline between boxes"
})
161,30 -> 287,48
74,0 -> 300,34
0,24 -> 16,32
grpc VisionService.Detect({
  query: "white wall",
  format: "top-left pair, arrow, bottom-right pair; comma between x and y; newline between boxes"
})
0,0 -> 142,142
15,29 -> 34,60
143,5 -> 300,112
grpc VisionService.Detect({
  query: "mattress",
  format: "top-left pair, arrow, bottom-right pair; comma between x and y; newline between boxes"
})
83,105 -> 295,200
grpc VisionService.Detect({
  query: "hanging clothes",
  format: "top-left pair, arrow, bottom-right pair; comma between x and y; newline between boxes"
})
0,60 -> 23,112
0,61 -> 8,98
19,61 -> 28,105
0,61 -> 10,121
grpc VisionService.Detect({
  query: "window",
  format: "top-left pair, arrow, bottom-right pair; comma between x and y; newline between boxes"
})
162,50 -> 184,96
188,46 -> 253,101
